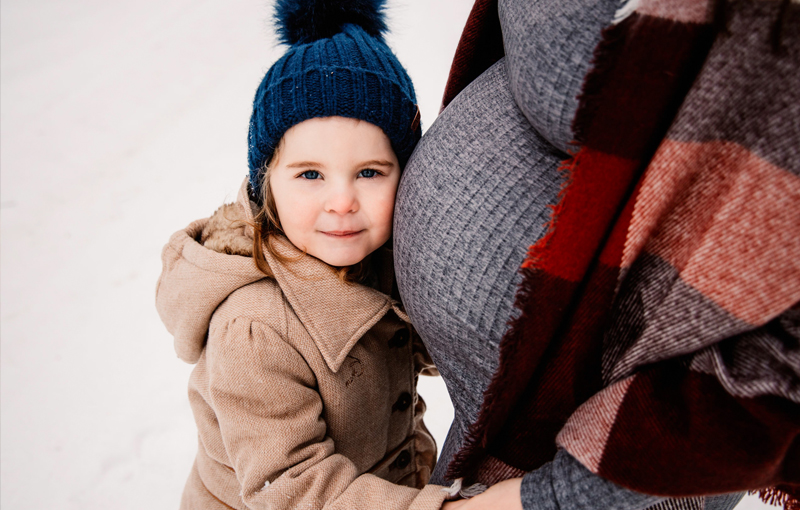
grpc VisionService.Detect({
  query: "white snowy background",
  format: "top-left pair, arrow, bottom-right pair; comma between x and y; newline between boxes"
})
0,1 -> 773,509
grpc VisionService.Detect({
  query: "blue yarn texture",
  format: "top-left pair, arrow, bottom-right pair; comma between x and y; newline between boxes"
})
247,0 -> 420,200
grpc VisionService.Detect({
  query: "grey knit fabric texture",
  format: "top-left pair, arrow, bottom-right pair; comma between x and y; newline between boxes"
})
499,0 -> 618,153
395,59 -> 564,476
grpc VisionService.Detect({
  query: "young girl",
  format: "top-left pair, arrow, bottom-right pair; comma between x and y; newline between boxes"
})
156,1 -> 449,509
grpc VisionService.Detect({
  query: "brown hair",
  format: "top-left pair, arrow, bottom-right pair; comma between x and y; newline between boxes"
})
250,142 -> 369,284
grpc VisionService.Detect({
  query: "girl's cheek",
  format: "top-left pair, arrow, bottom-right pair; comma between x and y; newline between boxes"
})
384,187 -> 399,212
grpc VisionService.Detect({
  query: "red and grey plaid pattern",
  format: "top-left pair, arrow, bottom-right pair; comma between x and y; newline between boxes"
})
444,0 -> 799,502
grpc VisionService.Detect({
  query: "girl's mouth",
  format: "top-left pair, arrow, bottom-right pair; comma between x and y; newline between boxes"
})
322,230 -> 363,238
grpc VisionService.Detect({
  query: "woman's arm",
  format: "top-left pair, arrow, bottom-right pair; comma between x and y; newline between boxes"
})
442,450 -> 664,510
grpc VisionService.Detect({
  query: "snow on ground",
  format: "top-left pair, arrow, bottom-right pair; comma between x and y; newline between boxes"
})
0,1 -> 773,509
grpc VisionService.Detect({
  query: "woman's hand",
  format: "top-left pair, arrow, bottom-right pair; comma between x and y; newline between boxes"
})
441,478 -> 523,510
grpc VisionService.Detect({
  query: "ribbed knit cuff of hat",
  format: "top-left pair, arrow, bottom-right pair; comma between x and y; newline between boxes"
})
520,450 -> 665,510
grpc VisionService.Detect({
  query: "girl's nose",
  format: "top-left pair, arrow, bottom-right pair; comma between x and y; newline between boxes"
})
324,185 -> 359,215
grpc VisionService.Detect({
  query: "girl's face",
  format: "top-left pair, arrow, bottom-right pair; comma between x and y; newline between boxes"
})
269,116 -> 400,267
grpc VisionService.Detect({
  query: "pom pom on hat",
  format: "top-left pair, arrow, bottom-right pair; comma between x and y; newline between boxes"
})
247,0 -> 421,203
274,0 -> 388,45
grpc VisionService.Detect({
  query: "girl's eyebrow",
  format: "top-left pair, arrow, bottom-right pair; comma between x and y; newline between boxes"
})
285,161 -> 323,169
360,159 -> 395,168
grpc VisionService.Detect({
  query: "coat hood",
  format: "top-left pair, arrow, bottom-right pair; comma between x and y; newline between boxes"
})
155,183 -> 266,363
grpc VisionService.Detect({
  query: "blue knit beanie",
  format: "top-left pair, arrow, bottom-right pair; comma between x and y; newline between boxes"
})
247,0 -> 421,201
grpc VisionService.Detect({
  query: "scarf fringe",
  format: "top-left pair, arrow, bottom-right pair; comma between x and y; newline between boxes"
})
522,148 -> 578,269
441,478 -> 489,500
755,486 -> 800,510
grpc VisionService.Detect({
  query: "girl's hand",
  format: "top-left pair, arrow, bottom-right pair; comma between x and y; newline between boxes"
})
441,478 -> 523,510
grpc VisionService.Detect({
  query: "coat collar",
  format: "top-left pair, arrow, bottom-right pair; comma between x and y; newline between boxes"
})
236,180 -> 405,373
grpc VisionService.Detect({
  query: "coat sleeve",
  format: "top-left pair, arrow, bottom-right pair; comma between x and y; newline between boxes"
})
204,317 -> 448,510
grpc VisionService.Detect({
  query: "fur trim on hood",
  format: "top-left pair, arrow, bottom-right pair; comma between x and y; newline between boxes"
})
200,203 -> 254,258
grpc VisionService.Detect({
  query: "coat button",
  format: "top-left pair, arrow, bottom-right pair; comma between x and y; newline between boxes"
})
392,450 -> 411,470
393,391 -> 412,412
389,328 -> 409,348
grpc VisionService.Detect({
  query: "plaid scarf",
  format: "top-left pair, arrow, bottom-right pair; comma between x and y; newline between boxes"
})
443,0 -> 800,504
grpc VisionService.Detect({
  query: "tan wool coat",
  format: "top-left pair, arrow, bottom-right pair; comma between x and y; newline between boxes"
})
156,184 -> 447,510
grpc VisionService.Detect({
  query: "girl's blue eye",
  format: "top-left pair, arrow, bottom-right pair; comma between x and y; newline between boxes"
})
359,169 -> 378,178
300,170 -> 320,180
